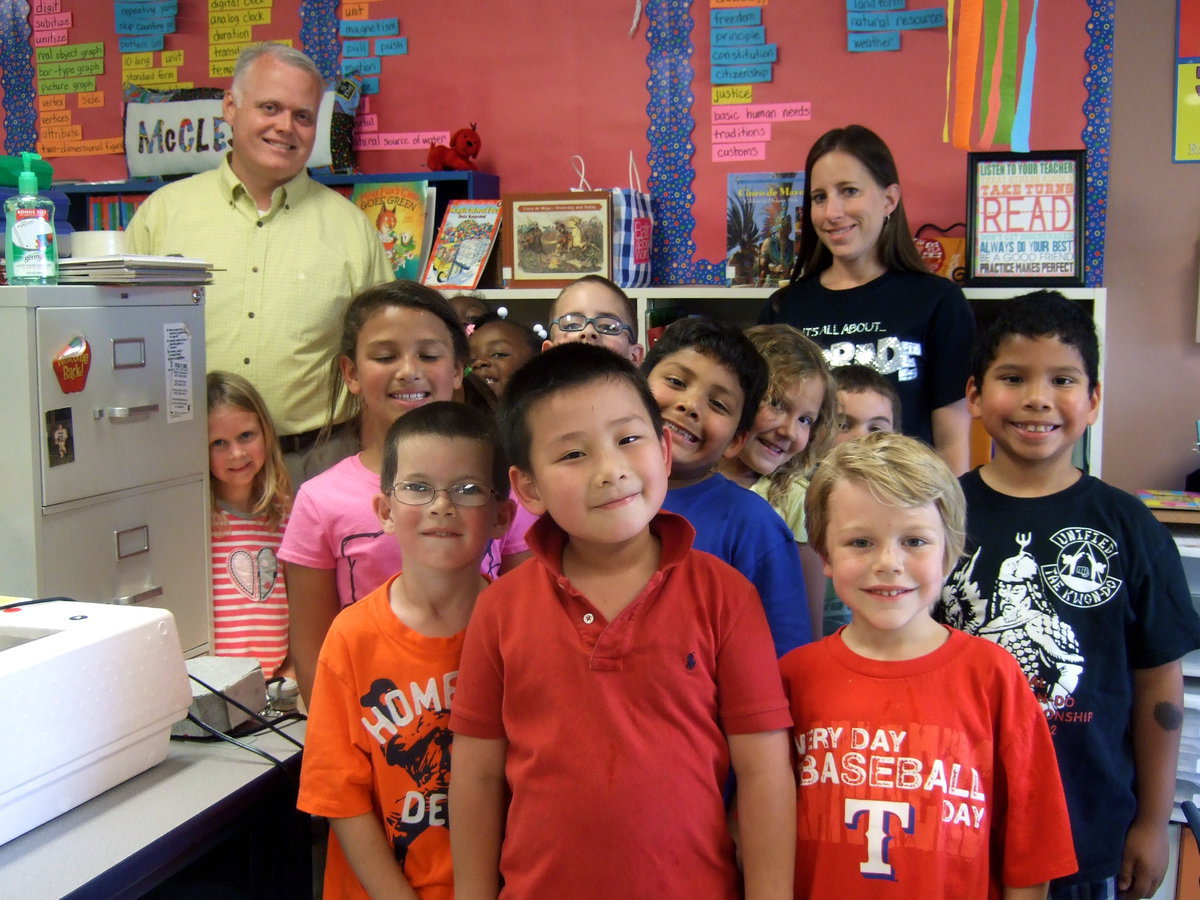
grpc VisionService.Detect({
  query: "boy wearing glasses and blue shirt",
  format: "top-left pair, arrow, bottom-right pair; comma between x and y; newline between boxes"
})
542,274 -> 645,364
299,402 -> 513,900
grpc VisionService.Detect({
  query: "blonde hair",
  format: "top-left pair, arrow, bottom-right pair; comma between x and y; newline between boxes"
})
744,324 -> 836,506
231,43 -> 322,103
805,432 -> 965,572
207,371 -> 292,533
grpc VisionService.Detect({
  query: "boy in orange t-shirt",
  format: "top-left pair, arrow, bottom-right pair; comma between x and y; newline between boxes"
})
298,402 -> 513,899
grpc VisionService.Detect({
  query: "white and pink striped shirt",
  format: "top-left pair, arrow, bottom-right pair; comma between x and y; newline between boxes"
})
211,508 -> 289,677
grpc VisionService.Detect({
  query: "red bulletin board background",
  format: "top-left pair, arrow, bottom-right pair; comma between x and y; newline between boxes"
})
1181,0 -> 1200,58
0,1 -> 305,180
689,0 -> 1090,268
0,0 -> 1091,270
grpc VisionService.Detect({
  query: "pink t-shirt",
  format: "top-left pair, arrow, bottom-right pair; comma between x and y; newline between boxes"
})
279,453 -> 535,608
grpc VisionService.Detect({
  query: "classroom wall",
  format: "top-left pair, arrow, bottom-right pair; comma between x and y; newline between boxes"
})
0,0 -> 1092,276
1103,3 -> 1200,492
11,1 -> 1180,486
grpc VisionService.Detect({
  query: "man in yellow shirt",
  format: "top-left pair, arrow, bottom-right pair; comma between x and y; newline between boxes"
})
127,42 -> 393,481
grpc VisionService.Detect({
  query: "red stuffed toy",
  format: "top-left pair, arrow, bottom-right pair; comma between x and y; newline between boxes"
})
427,123 -> 482,171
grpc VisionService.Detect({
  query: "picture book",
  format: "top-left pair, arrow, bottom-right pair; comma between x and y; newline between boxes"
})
1137,489 -> 1200,511
726,171 -> 804,287
501,191 -> 612,288
422,199 -> 503,290
352,180 -> 431,281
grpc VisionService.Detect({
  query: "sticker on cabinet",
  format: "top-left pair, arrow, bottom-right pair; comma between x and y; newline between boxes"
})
163,323 -> 192,423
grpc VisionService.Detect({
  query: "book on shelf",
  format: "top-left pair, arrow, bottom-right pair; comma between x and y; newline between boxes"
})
725,171 -> 804,287
86,193 -> 150,230
421,199 -> 502,291
1137,489 -> 1200,511
351,180 -> 436,281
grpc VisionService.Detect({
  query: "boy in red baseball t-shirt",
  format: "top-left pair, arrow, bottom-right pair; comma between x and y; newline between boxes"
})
784,432 -> 1077,898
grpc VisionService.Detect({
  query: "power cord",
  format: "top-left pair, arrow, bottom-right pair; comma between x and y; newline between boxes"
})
185,671 -> 305,750
231,710 -> 308,739
182,712 -> 292,778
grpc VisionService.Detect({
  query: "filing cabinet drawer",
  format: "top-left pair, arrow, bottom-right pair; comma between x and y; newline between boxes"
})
36,303 -> 205,506
37,478 -> 210,654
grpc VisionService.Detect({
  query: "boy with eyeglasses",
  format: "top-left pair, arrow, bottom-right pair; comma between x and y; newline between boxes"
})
299,401 -> 513,900
542,274 -> 645,364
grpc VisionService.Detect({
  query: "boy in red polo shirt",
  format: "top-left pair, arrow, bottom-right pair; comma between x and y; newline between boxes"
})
448,343 -> 795,899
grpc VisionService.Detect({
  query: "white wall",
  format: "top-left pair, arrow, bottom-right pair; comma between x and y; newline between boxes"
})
1104,4 -> 1200,491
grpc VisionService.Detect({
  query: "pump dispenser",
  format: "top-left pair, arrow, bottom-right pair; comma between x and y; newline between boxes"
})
4,152 -> 58,285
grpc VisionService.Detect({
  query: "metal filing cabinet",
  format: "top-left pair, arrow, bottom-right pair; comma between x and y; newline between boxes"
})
0,285 -> 210,654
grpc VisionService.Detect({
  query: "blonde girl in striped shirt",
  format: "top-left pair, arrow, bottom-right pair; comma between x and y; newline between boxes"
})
207,370 -> 293,678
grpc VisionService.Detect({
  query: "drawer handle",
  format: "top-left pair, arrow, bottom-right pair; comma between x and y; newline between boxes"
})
94,404 -> 160,420
114,586 -> 164,605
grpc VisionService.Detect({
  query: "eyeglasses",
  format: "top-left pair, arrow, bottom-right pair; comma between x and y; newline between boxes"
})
387,481 -> 501,507
549,314 -> 633,338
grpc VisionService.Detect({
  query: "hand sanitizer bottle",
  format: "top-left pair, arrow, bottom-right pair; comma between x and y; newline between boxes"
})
4,152 -> 58,285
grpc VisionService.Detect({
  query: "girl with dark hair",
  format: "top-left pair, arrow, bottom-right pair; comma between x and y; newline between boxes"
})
280,281 -> 532,704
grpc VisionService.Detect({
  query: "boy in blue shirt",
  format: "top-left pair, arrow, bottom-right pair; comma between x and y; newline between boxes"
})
935,291 -> 1200,899
643,316 -> 811,655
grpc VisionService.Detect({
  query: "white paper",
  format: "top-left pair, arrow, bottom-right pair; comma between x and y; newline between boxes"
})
163,323 -> 193,423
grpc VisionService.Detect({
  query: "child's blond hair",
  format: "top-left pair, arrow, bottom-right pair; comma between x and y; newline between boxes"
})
805,432 -> 965,572
207,370 -> 292,533
744,324 -> 837,506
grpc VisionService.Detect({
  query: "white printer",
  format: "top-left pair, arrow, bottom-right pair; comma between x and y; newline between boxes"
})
0,599 -> 192,846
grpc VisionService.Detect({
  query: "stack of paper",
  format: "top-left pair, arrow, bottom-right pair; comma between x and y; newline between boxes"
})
56,254 -> 214,284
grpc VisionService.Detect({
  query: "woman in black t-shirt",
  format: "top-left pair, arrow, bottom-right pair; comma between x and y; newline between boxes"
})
760,125 -> 974,473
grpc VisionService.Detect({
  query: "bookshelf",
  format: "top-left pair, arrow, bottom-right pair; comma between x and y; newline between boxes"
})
478,285 -> 1108,476
55,169 -> 499,235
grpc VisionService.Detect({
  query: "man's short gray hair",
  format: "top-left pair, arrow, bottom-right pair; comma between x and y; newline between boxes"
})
230,43 -> 323,102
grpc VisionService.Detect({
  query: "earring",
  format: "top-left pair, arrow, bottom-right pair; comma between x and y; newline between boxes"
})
884,213 -> 891,226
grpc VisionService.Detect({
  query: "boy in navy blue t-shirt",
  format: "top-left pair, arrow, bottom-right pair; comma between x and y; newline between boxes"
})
935,292 -> 1200,899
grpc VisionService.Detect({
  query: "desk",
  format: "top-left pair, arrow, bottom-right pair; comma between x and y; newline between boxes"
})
0,721 -> 309,899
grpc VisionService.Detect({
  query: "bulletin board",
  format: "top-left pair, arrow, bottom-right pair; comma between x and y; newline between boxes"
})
0,0 -> 1111,285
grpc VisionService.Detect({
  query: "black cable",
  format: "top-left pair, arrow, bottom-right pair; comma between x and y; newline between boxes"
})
183,712 -> 292,777
187,672 -> 305,750
231,711 -> 308,738
0,596 -> 75,611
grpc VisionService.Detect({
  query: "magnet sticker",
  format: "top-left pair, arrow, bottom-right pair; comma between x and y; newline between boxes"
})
52,336 -> 91,394
45,408 -> 75,467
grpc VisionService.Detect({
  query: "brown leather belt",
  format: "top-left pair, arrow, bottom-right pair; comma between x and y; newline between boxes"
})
278,427 -> 322,454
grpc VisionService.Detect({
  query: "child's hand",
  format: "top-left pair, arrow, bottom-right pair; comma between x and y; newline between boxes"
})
1117,817 -> 1169,899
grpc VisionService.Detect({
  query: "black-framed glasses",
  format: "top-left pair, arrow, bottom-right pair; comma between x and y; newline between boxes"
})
387,481 -> 500,507
549,314 -> 633,338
